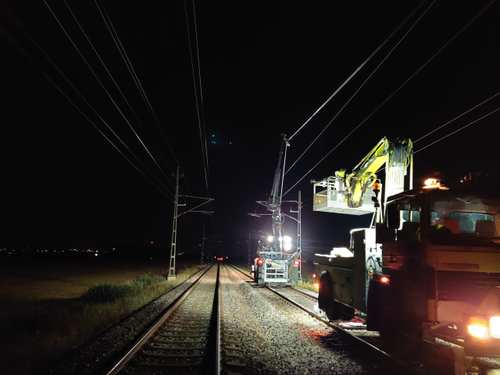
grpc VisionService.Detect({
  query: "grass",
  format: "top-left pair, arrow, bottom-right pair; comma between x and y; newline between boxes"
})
0,259 -> 202,375
82,273 -> 167,302
297,279 -> 319,293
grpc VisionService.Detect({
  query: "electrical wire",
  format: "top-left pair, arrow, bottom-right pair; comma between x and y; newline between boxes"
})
191,0 -> 210,182
4,27 -> 174,200
287,0 -> 428,142
61,0 -> 178,182
45,73 -> 174,200
285,0 -> 437,175
93,0 -> 179,166
42,0 -> 174,189
414,89 -> 500,145
283,0 -> 497,196
183,0 -> 209,191
414,105 -> 500,154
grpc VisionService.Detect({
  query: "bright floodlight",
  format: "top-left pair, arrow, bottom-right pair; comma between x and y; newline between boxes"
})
266,235 -> 274,243
283,235 -> 293,251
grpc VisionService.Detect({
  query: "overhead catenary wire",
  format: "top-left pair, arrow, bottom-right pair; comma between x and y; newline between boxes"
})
183,0 -> 209,191
313,0 -> 500,158
285,0 -> 437,175
45,73 -> 174,200
414,91 -> 500,145
60,0 -> 178,179
42,0 -> 174,189
93,0 -> 179,166
3,27 -> 174,200
190,0 -> 210,180
283,0 -> 497,197
287,0 -> 428,142
414,105 -> 500,154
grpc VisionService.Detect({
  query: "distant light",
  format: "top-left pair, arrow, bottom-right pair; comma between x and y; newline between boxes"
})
312,273 -> 317,279
266,235 -> 274,243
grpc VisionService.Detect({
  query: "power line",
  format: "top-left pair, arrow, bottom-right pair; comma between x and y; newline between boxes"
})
283,0 -> 496,196
191,0 -> 210,182
43,0 -> 174,189
414,89 -> 500,145
61,1 -> 177,180
285,0 -> 437,175
287,0 -> 428,142
44,73 -> 174,200
414,105 -> 500,154
310,0 -> 499,161
184,0 -> 209,191
4,27 -> 174,200
93,0 -> 179,166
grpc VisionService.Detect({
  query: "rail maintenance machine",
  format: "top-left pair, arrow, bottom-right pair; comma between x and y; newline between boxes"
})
312,137 -> 500,371
252,135 -> 300,286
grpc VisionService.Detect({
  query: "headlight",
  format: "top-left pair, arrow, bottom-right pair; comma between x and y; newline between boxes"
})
489,316 -> 500,339
467,316 -> 489,339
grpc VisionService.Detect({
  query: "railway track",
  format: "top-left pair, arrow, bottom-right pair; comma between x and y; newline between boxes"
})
227,265 -> 406,369
105,264 -> 220,375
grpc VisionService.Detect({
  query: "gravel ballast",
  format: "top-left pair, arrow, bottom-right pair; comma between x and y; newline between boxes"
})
220,265 -> 397,374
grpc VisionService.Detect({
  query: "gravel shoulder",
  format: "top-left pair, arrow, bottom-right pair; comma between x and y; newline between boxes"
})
220,265 -> 396,374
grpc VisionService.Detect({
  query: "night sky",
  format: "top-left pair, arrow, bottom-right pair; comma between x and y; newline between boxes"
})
1,1 -> 499,257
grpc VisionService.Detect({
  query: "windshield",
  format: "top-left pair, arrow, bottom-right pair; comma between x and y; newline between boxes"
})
429,210 -> 497,244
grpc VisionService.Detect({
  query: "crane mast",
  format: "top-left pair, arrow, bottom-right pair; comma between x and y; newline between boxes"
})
253,134 -> 299,285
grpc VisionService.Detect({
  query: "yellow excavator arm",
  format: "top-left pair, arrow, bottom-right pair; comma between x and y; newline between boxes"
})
343,137 -> 413,208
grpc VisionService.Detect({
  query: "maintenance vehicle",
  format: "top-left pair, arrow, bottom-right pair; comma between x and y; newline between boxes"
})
313,137 -> 500,370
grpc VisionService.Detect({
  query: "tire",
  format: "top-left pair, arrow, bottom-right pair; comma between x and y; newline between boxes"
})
318,272 -> 338,320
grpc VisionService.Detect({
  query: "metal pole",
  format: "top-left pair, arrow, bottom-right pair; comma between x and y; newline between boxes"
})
297,190 -> 302,280
168,165 -> 180,279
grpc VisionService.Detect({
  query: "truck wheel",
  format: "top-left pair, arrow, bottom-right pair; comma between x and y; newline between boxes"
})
318,272 -> 338,320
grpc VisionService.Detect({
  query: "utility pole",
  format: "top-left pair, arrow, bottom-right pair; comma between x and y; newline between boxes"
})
168,165 -> 180,280
167,166 -> 214,279
290,190 -> 302,280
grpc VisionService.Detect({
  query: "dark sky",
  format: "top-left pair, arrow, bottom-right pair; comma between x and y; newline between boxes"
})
1,1 -> 499,256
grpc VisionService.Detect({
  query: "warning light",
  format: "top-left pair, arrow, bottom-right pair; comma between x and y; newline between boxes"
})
380,276 -> 390,284
423,177 -> 449,190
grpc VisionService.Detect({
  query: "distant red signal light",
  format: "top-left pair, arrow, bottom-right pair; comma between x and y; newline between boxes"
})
293,259 -> 300,267
256,258 -> 264,266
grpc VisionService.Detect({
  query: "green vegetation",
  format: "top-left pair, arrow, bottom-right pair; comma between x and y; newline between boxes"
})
0,260 -> 202,375
297,279 -> 318,293
82,272 -> 167,302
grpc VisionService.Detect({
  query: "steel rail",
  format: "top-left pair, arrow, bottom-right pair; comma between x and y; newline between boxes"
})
105,263 -> 219,375
227,263 -> 407,369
